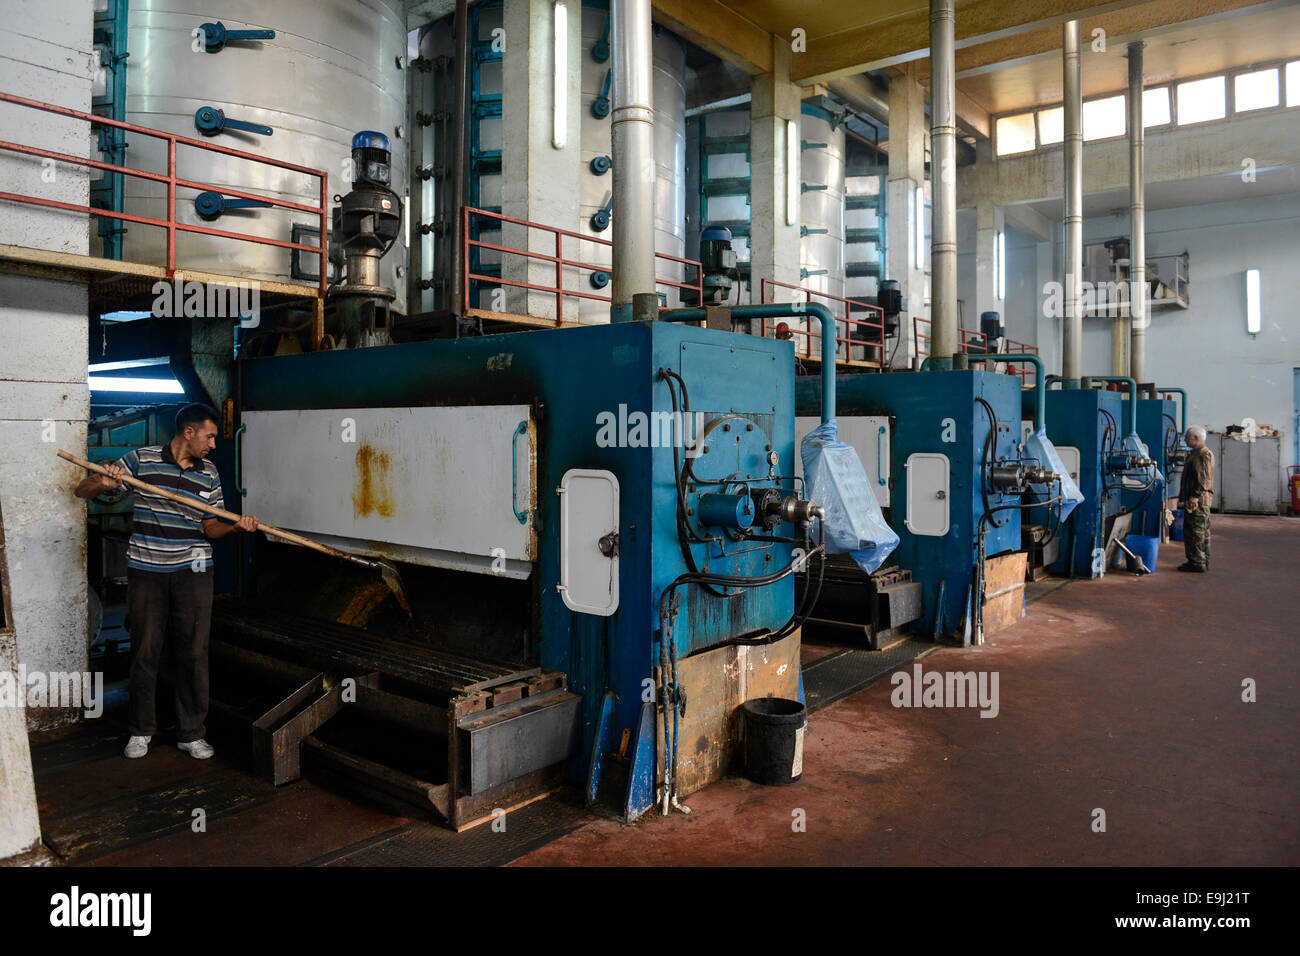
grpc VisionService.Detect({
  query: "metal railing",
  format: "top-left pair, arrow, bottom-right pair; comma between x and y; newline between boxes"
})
461,205 -> 702,325
913,316 -> 1040,385
757,279 -> 886,365
0,90 -> 328,299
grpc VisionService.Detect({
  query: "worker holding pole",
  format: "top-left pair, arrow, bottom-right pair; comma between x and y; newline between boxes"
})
73,403 -> 258,760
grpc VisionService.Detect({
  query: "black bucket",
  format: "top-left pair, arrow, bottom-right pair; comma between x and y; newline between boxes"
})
741,697 -> 807,786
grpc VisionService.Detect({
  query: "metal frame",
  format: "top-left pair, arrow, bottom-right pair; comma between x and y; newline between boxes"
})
912,315 -> 1040,385
758,277 -> 885,366
0,90 -> 328,302
461,205 -> 702,323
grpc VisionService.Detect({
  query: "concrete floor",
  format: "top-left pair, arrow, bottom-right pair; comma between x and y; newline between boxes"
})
25,515 -> 1299,866
514,515 -> 1299,866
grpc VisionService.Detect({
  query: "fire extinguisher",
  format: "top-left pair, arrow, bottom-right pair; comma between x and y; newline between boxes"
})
1288,466 -> 1300,514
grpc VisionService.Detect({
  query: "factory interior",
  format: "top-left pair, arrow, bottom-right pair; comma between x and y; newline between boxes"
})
0,0 -> 1297,900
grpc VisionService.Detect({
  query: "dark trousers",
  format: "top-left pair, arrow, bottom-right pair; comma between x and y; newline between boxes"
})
1182,497 -> 1212,571
126,567 -> 214,742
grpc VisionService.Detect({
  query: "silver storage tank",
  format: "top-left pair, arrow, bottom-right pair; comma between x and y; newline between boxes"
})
577,5 -> 686,322
120,0 -> 409,312
798,105 -> 845,353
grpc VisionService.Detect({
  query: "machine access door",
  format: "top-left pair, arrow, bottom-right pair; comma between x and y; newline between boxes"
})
795,416 -> 891,508
241,405 -> 536,578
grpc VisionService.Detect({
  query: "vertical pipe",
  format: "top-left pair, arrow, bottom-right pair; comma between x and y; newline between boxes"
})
929,0 -> 959,362
1062,20 -> 1083,388
1128,41 -> 1147,384
610,0 -> 656,317
448,0 -> 469,316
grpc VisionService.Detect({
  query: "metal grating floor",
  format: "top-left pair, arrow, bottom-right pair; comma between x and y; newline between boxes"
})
802,638 -> 939,714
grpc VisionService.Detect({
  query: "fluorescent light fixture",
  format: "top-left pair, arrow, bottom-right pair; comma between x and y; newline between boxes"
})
552,2 -> 567,149
88,376 -> 184,393
913,185 -> 925,269
785,118 -> 798,227
1245,268 -> 1261,335
995,229 -> 1006,301
89,357 -> 169,373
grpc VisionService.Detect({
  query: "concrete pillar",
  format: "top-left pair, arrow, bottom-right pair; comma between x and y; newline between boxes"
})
0,0 -> 95,860
886,64 -> 927,366
975,202 -> 1005,321
500,0 -> 582,319
749,36 -> 802,310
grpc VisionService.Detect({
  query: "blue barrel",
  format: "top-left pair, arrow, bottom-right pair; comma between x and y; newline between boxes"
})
1125,533 -> 1160,573
1171,508 -> 1185,541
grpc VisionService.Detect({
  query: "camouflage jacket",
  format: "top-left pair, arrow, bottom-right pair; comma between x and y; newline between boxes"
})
1179,445 -> 1214,505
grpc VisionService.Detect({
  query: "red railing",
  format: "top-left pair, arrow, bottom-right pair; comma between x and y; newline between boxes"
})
461,206 -> 702,325
0,91 -> 328,299
757,279 -> 886,365
912,316 -> 1040,385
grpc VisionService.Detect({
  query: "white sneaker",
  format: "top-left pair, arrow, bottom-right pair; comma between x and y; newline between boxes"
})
124,735 -> 151,759
177,739 -> 215,760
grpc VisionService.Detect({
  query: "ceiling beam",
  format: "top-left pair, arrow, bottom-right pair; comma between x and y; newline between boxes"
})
652,0 -> 773,75
914,0 -> 1275,81
790,0 -> 1151,85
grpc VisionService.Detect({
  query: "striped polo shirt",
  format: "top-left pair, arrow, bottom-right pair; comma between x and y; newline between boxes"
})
108,444 -> 225,573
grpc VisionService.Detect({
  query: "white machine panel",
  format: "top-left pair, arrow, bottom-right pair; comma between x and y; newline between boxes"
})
1056,446 -> 1082,488
557,469 -> 620,616
242,406 -> 536,578
795,415 -> 890,508
904,452 -> 950,536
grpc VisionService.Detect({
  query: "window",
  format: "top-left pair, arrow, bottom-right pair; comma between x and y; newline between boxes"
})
1177,75 -> 1226,124
1037,107 -> 1064,145
1143,88 -> 1171,127
1288,61 -> 1300,107
1234,68 -> 1280,112
1083,95 -> 1126,140
995,113 -> 1036,155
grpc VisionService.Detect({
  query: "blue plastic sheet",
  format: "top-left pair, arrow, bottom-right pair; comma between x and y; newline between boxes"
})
1023,425 -> 1084,523
800,420 -> 899,574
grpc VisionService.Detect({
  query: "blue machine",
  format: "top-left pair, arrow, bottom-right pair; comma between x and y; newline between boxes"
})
795,367 -> 1047,643
1121,394 -> 1184,537
238,314 -> 830,822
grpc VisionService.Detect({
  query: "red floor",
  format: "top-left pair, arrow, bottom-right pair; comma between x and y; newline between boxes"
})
513,516 -> 1300,866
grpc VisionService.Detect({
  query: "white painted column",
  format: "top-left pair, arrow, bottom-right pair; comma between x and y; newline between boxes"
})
886,64 -> 927,366
500,0 -> 582,319
975,202 -> 1005,322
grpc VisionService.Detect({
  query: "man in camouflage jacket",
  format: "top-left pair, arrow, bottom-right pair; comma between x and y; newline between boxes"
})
1177,426 -> 1214,572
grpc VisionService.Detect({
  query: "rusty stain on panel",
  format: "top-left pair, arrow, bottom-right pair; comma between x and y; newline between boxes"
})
352,444 -> 395,519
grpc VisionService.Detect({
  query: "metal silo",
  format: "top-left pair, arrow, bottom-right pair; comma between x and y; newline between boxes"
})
119,0 -> 409,312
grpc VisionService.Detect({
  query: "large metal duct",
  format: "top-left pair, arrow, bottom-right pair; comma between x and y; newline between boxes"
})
610,0 -> 656,315
121,0 -> 409,312
1128,41 -> 1147,384
928,0 -> 958,363
1062,20 -> 1084,387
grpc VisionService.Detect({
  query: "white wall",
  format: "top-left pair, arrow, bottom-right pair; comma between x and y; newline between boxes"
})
1030,192 -> 1300,498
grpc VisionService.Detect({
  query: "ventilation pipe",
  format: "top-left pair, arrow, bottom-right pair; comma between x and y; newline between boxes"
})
929,0 -> 958,365
1128,41 -> 1147,384
610,0 -> 656,320
1062,20 -> 1083,388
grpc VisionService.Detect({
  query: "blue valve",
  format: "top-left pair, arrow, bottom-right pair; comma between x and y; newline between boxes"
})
591,70 -> 612,119
194,106 -> 273,137
592,17 -> 610,62
194,190 -> 272,222
590,197 -> 613,232
590,270 -> 611,289
589,155 -> 611,175
201,21 -> 276,54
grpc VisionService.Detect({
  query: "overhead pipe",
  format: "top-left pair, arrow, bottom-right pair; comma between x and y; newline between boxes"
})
929,0 -> 959,365
1127,41 -> 1147,384
1062,20 -> 1083,388
610,0 -> 656,319
1158,386 -> 1188,434
660,304 -> 837,424
968,354 -> 1046,428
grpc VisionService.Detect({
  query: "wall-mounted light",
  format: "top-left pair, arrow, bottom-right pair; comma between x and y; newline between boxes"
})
913,184 -> 925,270
1245,268 -> 1261,335
995,228 -> 1006,301
785,118 -> 798,227
552,2 -> 568,149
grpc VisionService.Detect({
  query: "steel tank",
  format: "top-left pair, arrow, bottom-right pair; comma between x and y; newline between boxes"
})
798,105 -> 846,305
119,0 -> 409,312
578,5 -> 686,321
